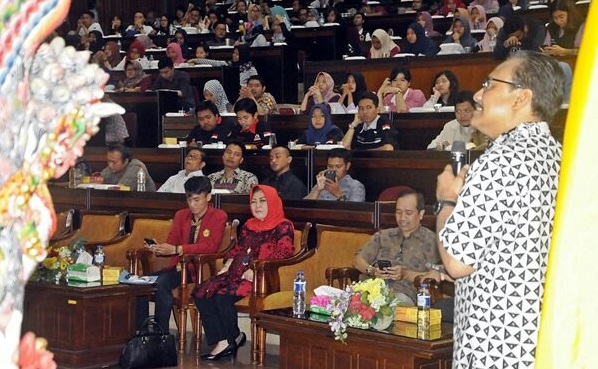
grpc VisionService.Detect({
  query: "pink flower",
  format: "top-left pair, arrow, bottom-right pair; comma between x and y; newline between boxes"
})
359,305 -> 376,321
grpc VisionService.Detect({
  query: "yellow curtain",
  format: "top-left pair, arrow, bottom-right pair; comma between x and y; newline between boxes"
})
536,3 -> 598,368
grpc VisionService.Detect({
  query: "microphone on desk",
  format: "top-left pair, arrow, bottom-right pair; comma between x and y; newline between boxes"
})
450,141 -> 467,176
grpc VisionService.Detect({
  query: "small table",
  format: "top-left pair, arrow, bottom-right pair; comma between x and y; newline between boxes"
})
256,308 -> 453,369
23,282 -> 155,369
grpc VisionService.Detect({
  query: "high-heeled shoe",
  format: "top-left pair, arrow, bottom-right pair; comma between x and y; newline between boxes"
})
200,343 -> 237,361
236,332 -> 247,348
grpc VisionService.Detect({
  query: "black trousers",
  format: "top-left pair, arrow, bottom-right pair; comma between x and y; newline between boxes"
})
136,268 -> 181,332
194,294 -> 243,346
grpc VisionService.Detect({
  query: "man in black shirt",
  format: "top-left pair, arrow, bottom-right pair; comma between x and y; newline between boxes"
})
231,98 -> 272,147
262,146 -> 307,200
341,92 -> 398,151
186,101 -> 235,146
151,57 -> 195,112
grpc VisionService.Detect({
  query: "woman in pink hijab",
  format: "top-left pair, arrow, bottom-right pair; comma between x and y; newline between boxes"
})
166,42 -> 186,66
417,11 -> 441,37
300,72 -> 341,112
469,5 -> 488,31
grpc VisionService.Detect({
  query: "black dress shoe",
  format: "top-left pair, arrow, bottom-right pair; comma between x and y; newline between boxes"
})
200,343 -> 237,361
236,332 -> 247,347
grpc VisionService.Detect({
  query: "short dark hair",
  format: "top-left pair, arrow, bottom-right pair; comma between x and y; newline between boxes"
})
226,140 -> 246,157
357,91 -> 379,107
195,100 -> 220,116
397,188 -> 425,211
186,147 -> 207,163
184,176 -> 212,196
214,20 -> 227,29
390,66 -> 412,82
234,98 -> 258,115
509,51 -> 564,122
270,145 -> 291,156
81,10 -> 95,19
106,143 -> 132,162
158,57 -> 173,70
247,75 -> 265,86
455,90 -> 475,106
327,148 -> 351,163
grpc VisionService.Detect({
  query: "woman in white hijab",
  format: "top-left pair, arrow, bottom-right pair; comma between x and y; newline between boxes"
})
369,29 -> 400,58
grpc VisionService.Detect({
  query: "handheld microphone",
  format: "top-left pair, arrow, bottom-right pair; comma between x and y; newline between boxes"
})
425,262 -> 447,274
450,141 -> 467,176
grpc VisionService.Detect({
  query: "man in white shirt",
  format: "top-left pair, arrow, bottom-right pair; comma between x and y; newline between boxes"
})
427,91 -> 478,150
77,10 -> 103,38
158,148 -> 206,193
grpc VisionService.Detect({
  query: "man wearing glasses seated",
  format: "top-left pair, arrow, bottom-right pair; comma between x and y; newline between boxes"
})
158,148 -> 207,193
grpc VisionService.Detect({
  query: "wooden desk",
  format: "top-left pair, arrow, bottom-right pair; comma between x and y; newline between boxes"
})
256,309 -> 453,369
22,282 -> 154,369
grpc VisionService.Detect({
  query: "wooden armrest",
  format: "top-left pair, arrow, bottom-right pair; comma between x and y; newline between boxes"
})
50,230 -> 79,243
325,266 -> 361,289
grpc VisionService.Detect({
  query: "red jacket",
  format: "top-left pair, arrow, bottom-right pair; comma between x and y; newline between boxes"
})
164,206 -> 228,272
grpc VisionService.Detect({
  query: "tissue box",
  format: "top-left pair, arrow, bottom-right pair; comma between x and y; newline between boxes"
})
394,306 -> 442,325
393,321 -> 442,340
103,266 -> 122,282
67,263 -> 101,282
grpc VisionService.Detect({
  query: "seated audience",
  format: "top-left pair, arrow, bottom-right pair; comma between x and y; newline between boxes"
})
417,11 -> 441,37
194,185 -> 294,361
96,41 -> 122,70
166,42 -> 186,66
155,14 -> 176,36
353,189 -> 441,305
232,44 -> 258,86
493,15 -> 545,59
341,92 -> 398,151
208,141 -> 258,194
158,148 -> 207,193
117,61 -> 152,92
102,96 -> 129,144
77,10 -> 103,38
300,72 -> 341,113
469,0 -> 499,13
423,70 -> 460,108
296,104 -> 344,146
100,143 -> 156,191
353,12 -> 371,41
115,39 -> 150,70
427,91 -> 482,150
187,45 -> 229,67
469,5 -> 487,30
238,75 -> 279,115
206,21 -> 229,47
137,176 -> 227,332
231,98 -> 272,147
403,23 -> 439,56
443,18 -> 478,52
477,17 -> 504,52
174,29 -> 195,59
151,57 -> 195,112
334,72 -> 367,114
542,0 -> 584,56
441,0 -> 464,16
108,15 -> 126,36
377,66 -> 426,113
369,29 -> 400,58
124,11 -> 155,36
262,146 -> 307,200
186,101 -> 236,146
203,80 -> 233,114
305,148 -> 365,202
173,5 -> 187,27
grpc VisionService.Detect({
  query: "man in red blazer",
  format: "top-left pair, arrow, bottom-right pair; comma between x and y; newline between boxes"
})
137,176 -> 228,332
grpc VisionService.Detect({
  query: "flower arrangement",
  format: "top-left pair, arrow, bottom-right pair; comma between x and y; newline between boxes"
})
31,237 -> 86,284
310,278 -> 400,342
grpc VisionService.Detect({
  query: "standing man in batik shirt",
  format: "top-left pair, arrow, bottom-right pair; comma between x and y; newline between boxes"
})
435,51 -> 564,369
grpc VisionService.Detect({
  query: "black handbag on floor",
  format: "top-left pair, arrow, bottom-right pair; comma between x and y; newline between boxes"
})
119,317 -> 177,369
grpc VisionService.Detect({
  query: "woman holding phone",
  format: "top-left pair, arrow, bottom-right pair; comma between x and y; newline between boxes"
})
194,185 -> 294,361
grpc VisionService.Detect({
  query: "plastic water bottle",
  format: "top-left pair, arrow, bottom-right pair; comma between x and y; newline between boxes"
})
318,12 -> 325,26
293,271 -> 306,316
489,33 -> 497,51
94,245 -> 105,269
417,283 -> 431,339
387,28 -> 394,37
136,168 -> 146,191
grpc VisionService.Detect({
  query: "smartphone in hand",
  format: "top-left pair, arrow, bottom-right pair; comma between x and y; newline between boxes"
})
144,238 -> 157,247
324,170 -> 336,181
376,259 -> 392,270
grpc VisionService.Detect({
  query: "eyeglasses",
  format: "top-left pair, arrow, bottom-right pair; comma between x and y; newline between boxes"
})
482,77 -> 523,91
186,154 -> 201,160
